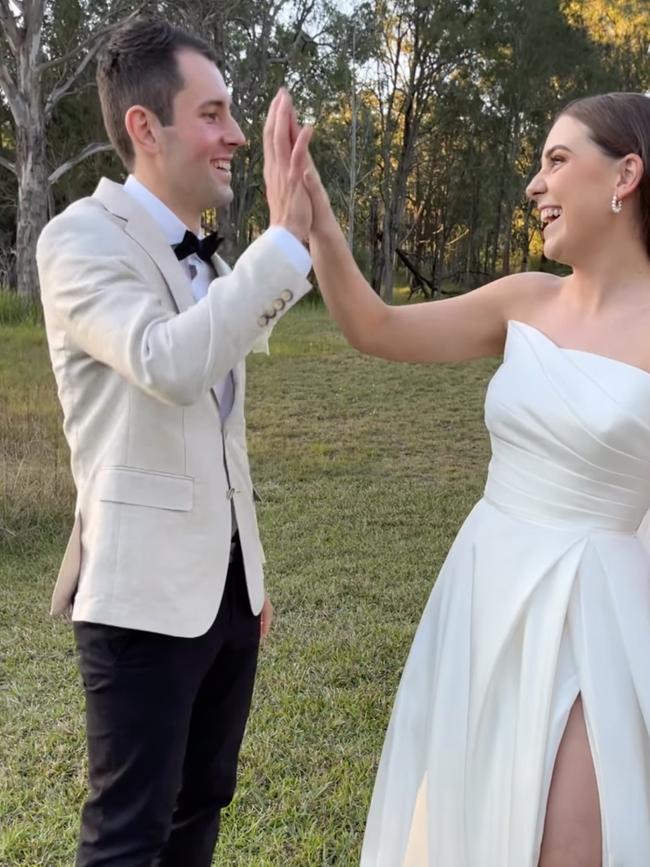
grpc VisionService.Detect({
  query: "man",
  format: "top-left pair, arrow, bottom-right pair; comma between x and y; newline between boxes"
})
36,17 -> 312,866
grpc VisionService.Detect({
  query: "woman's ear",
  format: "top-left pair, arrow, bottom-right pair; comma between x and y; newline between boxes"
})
615,153 -> 644,200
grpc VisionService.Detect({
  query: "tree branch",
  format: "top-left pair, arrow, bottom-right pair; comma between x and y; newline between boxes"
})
38,2 -> 143,73
44,44 -> 101,120
0,152 -> 16,174
0,0 -> 21,57
43,6 -> 144,120
48,142 -> 113,184
0,60 -> 21,119
38,23 -> 110,73
23,0 -> 45,45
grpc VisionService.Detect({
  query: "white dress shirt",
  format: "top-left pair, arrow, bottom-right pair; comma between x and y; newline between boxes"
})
123,175 -> 311,421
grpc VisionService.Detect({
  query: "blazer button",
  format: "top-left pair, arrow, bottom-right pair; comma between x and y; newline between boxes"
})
264,306 -> 277,319
257,314 -> 268,327
272,298 -> 285,311
280,289 -> 293,303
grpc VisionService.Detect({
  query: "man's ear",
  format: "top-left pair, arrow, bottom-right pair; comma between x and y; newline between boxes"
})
124,105 -> 161,158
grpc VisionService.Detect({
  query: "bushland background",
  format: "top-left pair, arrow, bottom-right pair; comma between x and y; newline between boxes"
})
1,0 -> 649,864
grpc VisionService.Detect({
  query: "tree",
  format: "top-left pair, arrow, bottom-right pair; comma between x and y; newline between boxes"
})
564,0 -> 650,90
0,0 -> 139,297
371,0 -> 479,302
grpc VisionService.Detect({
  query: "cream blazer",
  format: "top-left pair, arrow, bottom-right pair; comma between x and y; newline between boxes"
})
36,178 -> 311,637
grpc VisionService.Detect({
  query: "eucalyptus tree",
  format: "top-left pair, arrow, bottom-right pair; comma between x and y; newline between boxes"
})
0,0 -> 143,297
563,0 -> 650,91
369,0 -> 480,302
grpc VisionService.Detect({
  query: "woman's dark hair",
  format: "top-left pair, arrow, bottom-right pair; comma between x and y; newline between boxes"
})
96,19 -> 218,170
559,92 -> 650,257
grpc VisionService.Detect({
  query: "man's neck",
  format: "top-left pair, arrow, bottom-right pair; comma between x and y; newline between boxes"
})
131,170 -> 201,234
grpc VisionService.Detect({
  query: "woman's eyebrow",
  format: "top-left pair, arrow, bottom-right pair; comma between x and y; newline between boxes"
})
543,144 -> 573,160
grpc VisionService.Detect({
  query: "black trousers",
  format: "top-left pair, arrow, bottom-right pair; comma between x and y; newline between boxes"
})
73,537 -> 260,867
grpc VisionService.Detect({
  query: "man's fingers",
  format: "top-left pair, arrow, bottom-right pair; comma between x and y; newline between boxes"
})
263,90 -> 282,165
260,597 -> 274,641
273,91 -> 293,171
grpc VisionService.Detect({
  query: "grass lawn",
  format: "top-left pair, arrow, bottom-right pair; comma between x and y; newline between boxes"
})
0,301 -> 499,865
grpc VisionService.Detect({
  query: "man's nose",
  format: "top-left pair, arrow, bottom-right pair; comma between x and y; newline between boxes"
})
226,116 -> 246,149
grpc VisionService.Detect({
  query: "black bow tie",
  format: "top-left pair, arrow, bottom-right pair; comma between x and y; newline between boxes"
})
172,229 -> 223,263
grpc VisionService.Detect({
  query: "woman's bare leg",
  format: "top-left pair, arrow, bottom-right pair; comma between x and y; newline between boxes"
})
538,695 -> 602,867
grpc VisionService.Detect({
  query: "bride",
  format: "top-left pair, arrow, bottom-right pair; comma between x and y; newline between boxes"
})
298,92 -> 650,865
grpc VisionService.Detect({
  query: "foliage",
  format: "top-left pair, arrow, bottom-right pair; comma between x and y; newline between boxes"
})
0,0 -> 647,294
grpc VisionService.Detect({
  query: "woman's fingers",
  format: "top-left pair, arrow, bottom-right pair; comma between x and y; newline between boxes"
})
304,164 -> 332,220
289,101 -> 301,147
289,125 -> 313,184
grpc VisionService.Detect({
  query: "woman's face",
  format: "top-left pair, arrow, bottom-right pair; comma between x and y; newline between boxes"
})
526,115 -> 622,267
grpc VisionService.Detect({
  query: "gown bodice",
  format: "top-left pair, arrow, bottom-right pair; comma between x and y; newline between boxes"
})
484,320 -> 650,533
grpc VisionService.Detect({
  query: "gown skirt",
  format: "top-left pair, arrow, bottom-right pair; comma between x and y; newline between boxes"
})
360,320 -> 650,867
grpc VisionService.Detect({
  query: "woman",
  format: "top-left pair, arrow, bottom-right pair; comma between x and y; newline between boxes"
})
303,93 -> 650,865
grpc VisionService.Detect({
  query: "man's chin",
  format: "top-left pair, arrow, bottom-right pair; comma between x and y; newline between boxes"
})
210,183 -> 234,210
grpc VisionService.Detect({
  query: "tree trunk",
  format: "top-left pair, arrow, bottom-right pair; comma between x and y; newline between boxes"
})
347,21 -> 357,250
381,205 -> 394,304
369,198 -> 381,294
521,205 -> 531,271
16,110 -> 48,299
501,197 -> 514,276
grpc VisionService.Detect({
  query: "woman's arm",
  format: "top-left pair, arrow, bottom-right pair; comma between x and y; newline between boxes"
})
304,166 -> 549,364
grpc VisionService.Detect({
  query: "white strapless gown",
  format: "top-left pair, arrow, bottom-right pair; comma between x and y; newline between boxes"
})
360,320 -> 650,867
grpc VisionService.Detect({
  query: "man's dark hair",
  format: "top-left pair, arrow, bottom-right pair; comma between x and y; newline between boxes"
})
96,18 -> 219,170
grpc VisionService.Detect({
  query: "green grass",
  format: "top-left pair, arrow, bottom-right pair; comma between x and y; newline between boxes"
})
0,290 -> 42,326
0,302 -> 499,865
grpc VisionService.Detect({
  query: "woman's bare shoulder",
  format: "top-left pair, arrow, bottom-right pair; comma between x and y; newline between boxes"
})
496,270 -> 565,323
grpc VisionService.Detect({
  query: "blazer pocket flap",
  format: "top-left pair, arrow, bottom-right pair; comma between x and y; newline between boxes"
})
97,467 -> 193,511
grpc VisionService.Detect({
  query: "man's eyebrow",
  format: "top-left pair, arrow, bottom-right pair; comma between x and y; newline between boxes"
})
198,99 -> 230,110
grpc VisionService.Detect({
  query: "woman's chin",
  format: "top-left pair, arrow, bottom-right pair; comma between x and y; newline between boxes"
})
543,237 -> 572,268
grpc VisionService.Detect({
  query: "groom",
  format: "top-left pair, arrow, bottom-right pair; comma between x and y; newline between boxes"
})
36,18 -> 313,867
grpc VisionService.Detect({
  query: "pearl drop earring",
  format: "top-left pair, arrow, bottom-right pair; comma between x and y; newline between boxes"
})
611,194 -> 623,214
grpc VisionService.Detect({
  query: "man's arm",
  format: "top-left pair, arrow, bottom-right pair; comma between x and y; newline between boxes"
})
37,213 -> 310,406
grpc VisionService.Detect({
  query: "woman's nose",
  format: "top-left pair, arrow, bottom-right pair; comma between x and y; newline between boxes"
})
526,170 -> 546,201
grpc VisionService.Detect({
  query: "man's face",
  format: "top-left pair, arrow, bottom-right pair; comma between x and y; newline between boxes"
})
155,49 -> 246,214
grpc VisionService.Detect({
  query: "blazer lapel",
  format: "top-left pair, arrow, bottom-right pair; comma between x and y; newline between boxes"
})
92,178 -> 195,314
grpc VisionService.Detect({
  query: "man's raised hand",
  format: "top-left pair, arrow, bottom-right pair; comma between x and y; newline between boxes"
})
263,89 -> 313,241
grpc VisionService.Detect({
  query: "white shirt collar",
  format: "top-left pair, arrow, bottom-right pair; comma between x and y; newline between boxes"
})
123,175 -> 191,246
